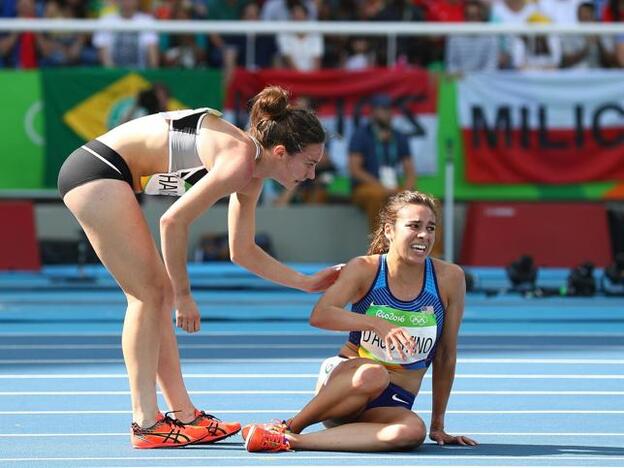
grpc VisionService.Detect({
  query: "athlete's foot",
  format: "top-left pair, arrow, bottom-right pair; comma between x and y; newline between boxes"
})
186,409 -> 241,444
241,419 -> 290,441
131,412 -> 209,449
245,425 -> 291,452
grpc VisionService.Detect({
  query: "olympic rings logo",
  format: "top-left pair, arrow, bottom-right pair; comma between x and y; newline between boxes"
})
410,315 -> 429,326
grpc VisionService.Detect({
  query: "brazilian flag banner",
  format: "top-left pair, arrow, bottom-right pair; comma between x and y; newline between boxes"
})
41,68 -> 223,189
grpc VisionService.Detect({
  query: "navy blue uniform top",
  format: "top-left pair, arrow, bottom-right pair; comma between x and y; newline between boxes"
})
347,255 -> 445,370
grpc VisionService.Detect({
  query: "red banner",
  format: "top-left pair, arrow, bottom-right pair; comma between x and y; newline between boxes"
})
225,67 -> 437,115
225,67 -> 439,175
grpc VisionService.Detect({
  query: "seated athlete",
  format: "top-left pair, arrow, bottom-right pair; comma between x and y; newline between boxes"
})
57,86 -> 342,448
242,190 -> 477,452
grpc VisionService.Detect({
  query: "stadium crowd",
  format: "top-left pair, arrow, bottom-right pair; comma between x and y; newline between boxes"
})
1,0 -> 623,70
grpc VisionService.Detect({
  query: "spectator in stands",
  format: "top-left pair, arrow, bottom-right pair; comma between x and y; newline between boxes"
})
344,36 -> 374,70
539,0 -> 585,25
560,2 -> 615,68
37,0 -> 98,67
93,0 -> 159,68
445,0 -> 498,74
352,0 -> 396,66
511,12 -> 562,70
490,0 -> 538,69
0,0 -> 39,68
261,0 -> 317,20
276,1 -> 323,71
222,2 -> 277,71
349,94 -> 416,231
198,0 -> 248,68
375,0 -> 427,66
318,0 -> 356,68
161,0 -> 206,69
601,0 -> 624,66
423,0 -> 465,22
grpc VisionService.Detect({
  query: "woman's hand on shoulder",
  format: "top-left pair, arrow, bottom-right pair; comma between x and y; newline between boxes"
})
304,256 -> 376,293
303,263 -> 345,293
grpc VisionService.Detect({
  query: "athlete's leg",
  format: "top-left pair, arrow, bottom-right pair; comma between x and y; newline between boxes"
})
288,407 -> 426,451
156,321 -> 195,421
63,180 -> 174,428
288,358 -> 389,433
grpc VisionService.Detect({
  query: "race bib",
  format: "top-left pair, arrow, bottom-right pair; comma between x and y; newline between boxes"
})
140,167 -> 207,196
358,304 -> 437,366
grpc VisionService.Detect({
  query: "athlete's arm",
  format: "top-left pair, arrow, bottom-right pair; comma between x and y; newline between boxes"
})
227,180 -> 341,292
310,257 -> 414,357
160,141 -> 253,331
429,263 -> 477,446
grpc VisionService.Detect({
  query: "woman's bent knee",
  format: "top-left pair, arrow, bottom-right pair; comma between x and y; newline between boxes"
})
389,420 -> 426,450
352,363 -> 390,397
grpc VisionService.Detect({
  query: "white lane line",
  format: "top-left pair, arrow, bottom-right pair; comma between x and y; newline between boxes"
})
2,332 -> 624,337
1,455 -> 623,462
1,390 -> 623,396
1,349 -> 622,364
4,357 -> 624,366
3,432 -> 624,438
2,343 -> 623,351
1,410 -> 622,415
0,464 -> 612,468
0,344 -> 337,350
0,390 -> 314,396
0,332 -> 330,337
458,359 -> 624,364
53,465 -> 623,468
0,359 -> 320,364
1,373 -> 623,380
0,373 -> 319,379
3,343 -> 624,356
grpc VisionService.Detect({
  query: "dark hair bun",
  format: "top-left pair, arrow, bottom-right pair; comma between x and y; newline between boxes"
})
251,86 -> 290,122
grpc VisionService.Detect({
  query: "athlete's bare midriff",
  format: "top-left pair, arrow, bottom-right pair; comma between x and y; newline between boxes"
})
95,112 -> 251,193
338,342 -> 427,396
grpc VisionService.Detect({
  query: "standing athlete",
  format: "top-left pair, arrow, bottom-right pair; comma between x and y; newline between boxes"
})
58,86 -> 341,448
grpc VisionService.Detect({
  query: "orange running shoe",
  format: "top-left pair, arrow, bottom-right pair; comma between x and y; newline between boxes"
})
241,419 -> 289,441
245,425 -> 291,452
186,409 -> 241,444
131,412 -> 209,449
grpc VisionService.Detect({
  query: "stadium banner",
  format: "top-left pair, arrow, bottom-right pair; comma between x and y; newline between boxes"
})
458,70 -> 624,185
0,71 -> 44,189
41,69 -> 223,188
225,67 -> 439,176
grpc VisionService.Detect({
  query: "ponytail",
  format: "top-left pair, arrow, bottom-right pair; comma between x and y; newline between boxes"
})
248,86 -> 325,154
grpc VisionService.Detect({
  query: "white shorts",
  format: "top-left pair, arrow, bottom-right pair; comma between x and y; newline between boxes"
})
315,355 -> 349,394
